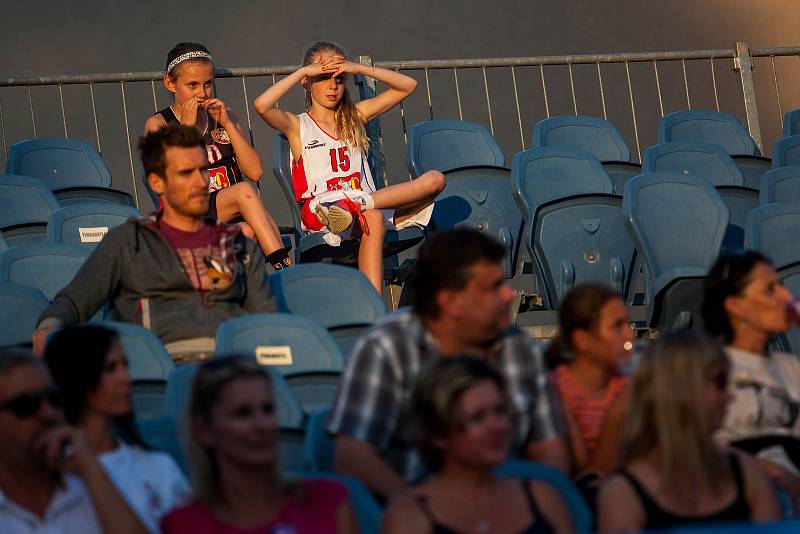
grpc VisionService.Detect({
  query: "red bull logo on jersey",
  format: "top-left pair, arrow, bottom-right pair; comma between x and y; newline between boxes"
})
209,166 -> 230,191
326,172 -> 362,192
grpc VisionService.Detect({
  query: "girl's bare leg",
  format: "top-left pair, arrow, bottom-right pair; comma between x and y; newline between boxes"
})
370,170 -> 445,214
358,210 -> 387,293
214,182 -> 285,255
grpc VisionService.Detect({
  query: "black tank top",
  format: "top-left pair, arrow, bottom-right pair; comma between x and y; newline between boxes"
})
415,480 -> 555,534
618,454 -> 751,529
158,107 -> 244,191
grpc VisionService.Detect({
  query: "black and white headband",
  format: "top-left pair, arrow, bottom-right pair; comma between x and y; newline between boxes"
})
167,51 -> 213,75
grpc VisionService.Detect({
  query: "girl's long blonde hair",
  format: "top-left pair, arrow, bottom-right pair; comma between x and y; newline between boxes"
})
620,330 -> 730,492
302,41 -> 370,151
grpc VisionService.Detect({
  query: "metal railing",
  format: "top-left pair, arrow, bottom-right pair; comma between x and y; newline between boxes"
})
1,42 -> 799,210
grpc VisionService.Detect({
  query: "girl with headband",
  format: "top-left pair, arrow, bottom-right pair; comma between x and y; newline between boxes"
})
145,42 -> 293,271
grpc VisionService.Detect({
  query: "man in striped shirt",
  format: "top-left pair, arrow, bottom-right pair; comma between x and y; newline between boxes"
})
328,229 -> 569,500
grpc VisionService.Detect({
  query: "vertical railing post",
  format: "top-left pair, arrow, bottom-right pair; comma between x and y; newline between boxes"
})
733,42 -> 763,153
356,55 -> 389,188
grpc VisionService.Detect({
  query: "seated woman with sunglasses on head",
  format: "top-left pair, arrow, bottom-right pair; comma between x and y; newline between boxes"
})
596,330 -> 780,532
44,324 -> 189,533
161,356 -> 358,533
383,356 -> 573,534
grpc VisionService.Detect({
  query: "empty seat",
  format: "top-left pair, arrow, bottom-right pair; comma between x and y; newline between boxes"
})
0,174 -> 60,245
784,108 -> 800,137
270,264 -> 386,354
511,147 -> 614,214
215,313 -> 346,413
0,233 -> 8,252
745,204 -> 800,354
303,407 -> 335,473
643,142 -> 756,251
6,138 -> 134,206
0,283 -> 49,347
99,321 -> 175,421
46,203 -> 141,248
773,135 -> 800,168
272,134 -> 424,267
0,242 -> 89,300
528,194 -> 635,308
532,115 -> 640,193
623,172 -> 729,331
406,119 -> 506,175
658,109 -> 759,156
760,166 -> 800,204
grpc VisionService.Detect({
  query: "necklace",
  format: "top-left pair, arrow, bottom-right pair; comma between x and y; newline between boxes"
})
170,105 -> 208,136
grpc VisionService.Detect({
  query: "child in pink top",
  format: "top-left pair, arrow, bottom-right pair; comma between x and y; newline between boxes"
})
546,284 -> 634,476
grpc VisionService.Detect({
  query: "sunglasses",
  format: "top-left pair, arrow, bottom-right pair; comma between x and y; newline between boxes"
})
0,387 -> 63,418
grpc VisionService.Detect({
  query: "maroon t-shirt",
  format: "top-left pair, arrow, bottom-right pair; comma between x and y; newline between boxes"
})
158,220 -> 235,292
160,479 -> 349,533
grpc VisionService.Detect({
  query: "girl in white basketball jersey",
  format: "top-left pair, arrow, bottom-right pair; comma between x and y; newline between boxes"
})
254,41 -> 445,292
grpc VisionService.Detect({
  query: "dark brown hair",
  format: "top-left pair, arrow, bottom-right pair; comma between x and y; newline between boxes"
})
139,122 -> 205,178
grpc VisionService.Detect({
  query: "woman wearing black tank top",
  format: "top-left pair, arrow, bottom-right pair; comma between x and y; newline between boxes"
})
383,357 -> 573,534
144,43 -> 293,271
597,331 -> 780,531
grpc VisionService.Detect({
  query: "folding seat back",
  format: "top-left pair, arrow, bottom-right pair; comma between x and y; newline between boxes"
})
0,233 -> 7,252
760,166 -> 800,205
773,135 -> 800,168
623,172 -> 729,329
533,115 -> 631,163
784,108 -> 800,137
529,194 -> 635,308
0,174 -> 60,245
658,109 -> 759,156
0,283 -> 49,347
291,472 -> 383,534
0,242 -> 89,300
511,147 -> 614,215
7,138 -> 112,190
46,203 -> 141,248
215,313 -> 346,413
430,166 -> 522,277
303,407 -> 334,472
406,120 -> 506,176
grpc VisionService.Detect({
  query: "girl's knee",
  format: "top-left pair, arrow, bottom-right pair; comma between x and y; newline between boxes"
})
238,221 -> 255,238
362,210 -> 386,236
232,181 -> 259,200
421,170 -> 446,195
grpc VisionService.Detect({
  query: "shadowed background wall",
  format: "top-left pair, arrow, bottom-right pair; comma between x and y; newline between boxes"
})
2,0 -> 799,220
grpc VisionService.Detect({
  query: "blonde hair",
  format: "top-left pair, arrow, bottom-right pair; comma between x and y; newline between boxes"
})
620,330 -> 730,492
302,41 -> 370,151
184,356 -> 296,505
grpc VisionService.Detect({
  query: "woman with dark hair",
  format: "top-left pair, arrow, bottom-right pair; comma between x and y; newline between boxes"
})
383,356 -> 572,534
44,324 -> 189,533
597,330 -> 780,531
160,356 -> 357,533
702,250 -> 800,504
548,284 -> 634,478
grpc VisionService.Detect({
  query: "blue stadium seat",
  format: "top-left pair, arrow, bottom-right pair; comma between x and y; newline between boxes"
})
46,203 -> 140,248
623,172 -> 729,331
784,108 -> 800,137
532,115 -> 640,193
0,283 -> 49,347
425,166 -> 522,279
731,154 -> 771,190
270,263 -> 386,355
528,194 -> 635,309
745,204 -> 800,354
494,459 -> 592,533
272,134 -> 424,268
0,242 -> 88,300
642,142 -> 756,251
511,147 -> 614,215
0,233 -> 7,252
0,174 -> 60,246
6,138 -> 134,206
773,135 -> 800,168
290,472 -> 383,534
216,313 -> 346,413
304,407 -> 335,472
406,119 -> 506,176
658,110 -> 759,156
760,166 -> 800,205
97,321 -> 175,422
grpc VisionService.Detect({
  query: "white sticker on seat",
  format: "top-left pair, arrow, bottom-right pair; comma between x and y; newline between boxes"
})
79,226 -> 109,243
255,345 -> 293,366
